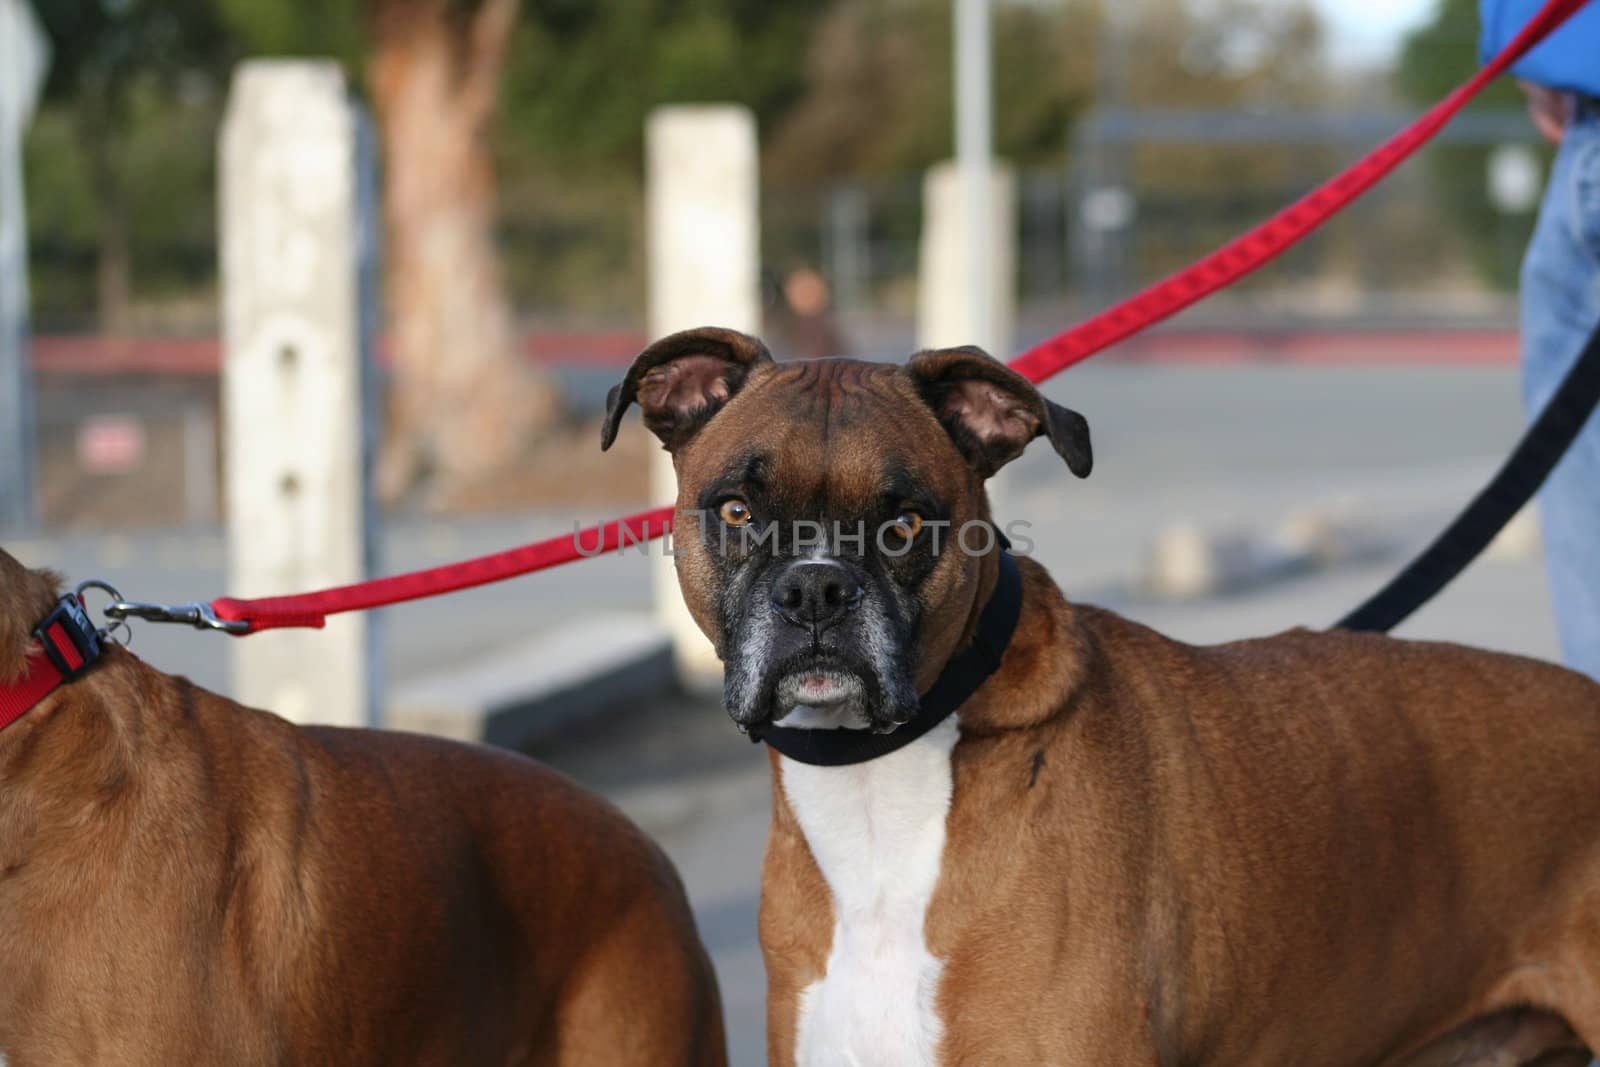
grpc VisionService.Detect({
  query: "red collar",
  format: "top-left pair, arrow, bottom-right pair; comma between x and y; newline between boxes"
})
0,596 -> 103,733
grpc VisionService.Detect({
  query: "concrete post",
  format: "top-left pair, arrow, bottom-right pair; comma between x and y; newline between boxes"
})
0,0 -> 49,536
954,0 -> 995,353
919,160 -> 1017,518
220,61 -> 381,726
646,105 -> 760,686
917,159 -> 1016,359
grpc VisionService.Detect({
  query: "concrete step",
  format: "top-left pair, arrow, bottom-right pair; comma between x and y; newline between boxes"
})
386,611 -> 674,750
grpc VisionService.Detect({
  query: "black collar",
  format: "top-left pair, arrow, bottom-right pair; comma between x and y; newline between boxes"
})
756,550 -> 1024,767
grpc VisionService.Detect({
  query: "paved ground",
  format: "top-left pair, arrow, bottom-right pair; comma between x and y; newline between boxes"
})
4,361 -> 1567,1065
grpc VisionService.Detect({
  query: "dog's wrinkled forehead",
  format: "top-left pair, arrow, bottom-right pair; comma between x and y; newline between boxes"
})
677,359 -> 971,508
602,328 -> 1092,486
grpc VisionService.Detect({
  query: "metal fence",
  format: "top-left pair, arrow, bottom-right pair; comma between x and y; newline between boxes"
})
762,108 -> 1546,349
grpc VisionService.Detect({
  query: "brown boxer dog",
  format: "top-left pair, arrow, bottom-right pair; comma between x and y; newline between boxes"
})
0,549 -> 725,1067
601,325 -> 1600,1067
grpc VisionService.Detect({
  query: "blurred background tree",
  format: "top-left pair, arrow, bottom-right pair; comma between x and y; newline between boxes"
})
362,0 -> 563,501
28,0 -> 1350,329
28,0 -> 1361,332
21,0 -> 1540,497
491,0 -> 833,316
222,0 -> 560,500
505,0 -> 829,169
1399,0 -> 1544,288
764,0 -> 1094,182
31,0 -> 234,333
214,0 -> 365,64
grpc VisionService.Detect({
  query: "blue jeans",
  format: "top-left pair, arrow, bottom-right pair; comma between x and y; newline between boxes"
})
1522,101 -> 1600,680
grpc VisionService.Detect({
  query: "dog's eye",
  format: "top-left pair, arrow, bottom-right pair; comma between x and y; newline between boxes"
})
719,498 -> 753,527
889,510 -> 924,541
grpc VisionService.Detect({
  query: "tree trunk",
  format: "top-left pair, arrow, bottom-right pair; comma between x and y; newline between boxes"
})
368,0 -> 562,502
86,122 -> 132,335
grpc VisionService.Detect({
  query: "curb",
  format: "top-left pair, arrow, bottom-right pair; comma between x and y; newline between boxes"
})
1139,505 -> 1525,601
386,611 -> 675,750
1143,512 -> 1378,600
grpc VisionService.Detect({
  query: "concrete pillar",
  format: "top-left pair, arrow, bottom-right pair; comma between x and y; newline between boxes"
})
0,0 -> 48,536
646,105 -> 760,686
954,0 -> 995,354
919,160 -> 1017,518
220,61 -> 381,726
917,159 -> 1016,359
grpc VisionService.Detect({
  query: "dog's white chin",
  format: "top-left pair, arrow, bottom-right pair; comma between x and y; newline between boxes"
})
773,703 -> 873,730
774,670 -> 872,730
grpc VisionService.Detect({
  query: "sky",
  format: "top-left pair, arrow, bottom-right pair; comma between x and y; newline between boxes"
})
1313,0 -> 1439,63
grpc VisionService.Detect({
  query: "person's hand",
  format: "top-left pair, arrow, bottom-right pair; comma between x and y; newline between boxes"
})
1520,80 -> 1575,144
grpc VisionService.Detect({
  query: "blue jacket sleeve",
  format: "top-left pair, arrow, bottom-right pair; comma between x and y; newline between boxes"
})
1479,0 -> 1600,97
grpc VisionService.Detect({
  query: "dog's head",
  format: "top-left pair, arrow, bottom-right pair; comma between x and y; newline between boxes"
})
602,327 -> 1091,733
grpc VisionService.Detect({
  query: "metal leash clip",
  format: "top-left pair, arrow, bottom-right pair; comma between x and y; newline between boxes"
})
77,580 -> 252,636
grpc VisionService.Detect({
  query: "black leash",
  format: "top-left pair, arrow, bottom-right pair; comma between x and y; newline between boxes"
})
1340,316 -> 1600,633
758,549 -> 1024,767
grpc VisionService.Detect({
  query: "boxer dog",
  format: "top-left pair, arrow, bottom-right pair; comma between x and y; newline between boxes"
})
0,549 -> 725,1066
602,326 -> 1600,1067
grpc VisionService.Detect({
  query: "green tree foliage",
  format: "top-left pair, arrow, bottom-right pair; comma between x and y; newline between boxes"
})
1398,0 -> 1544,288
29,0 -> 236,329
757,0 -> 1332,301
501,0 -> 829,170
764,0 -> 1095,182
765,0 -> 1325,182
24,0 -> 1357,327
212,0 -> 365,68
491,0 -> 831,314
38,0 -> 233,99
1120,0 -> 1328,198
27,0 -> 832,325
1397,0 -> 1519,117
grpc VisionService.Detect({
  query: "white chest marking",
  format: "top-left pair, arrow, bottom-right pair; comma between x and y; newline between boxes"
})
781,717 -> 959,1067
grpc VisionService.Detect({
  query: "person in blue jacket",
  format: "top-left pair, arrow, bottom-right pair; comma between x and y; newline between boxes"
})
1481,0 -> 1600,679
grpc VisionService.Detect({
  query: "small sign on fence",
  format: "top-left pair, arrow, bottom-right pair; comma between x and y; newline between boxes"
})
76,416 -> 148,475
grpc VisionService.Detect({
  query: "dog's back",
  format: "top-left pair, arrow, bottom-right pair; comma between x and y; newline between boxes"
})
0,552 -> 725,1066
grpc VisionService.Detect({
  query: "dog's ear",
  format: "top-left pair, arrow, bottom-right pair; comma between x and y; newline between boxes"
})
601,327 -> 774,453
907,346 -> 1092,479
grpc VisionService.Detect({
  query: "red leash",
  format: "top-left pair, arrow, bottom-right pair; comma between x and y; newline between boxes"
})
198,0 -> 1588,636
207,508 -> 674,632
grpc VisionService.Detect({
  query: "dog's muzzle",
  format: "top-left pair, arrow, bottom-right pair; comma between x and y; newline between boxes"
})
769,558 -> 864,633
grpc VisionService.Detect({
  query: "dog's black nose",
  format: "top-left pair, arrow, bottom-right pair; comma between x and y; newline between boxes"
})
771,559 -> 863,630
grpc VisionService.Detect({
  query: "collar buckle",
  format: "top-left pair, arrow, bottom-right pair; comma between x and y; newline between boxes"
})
33,595 -> 103,682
